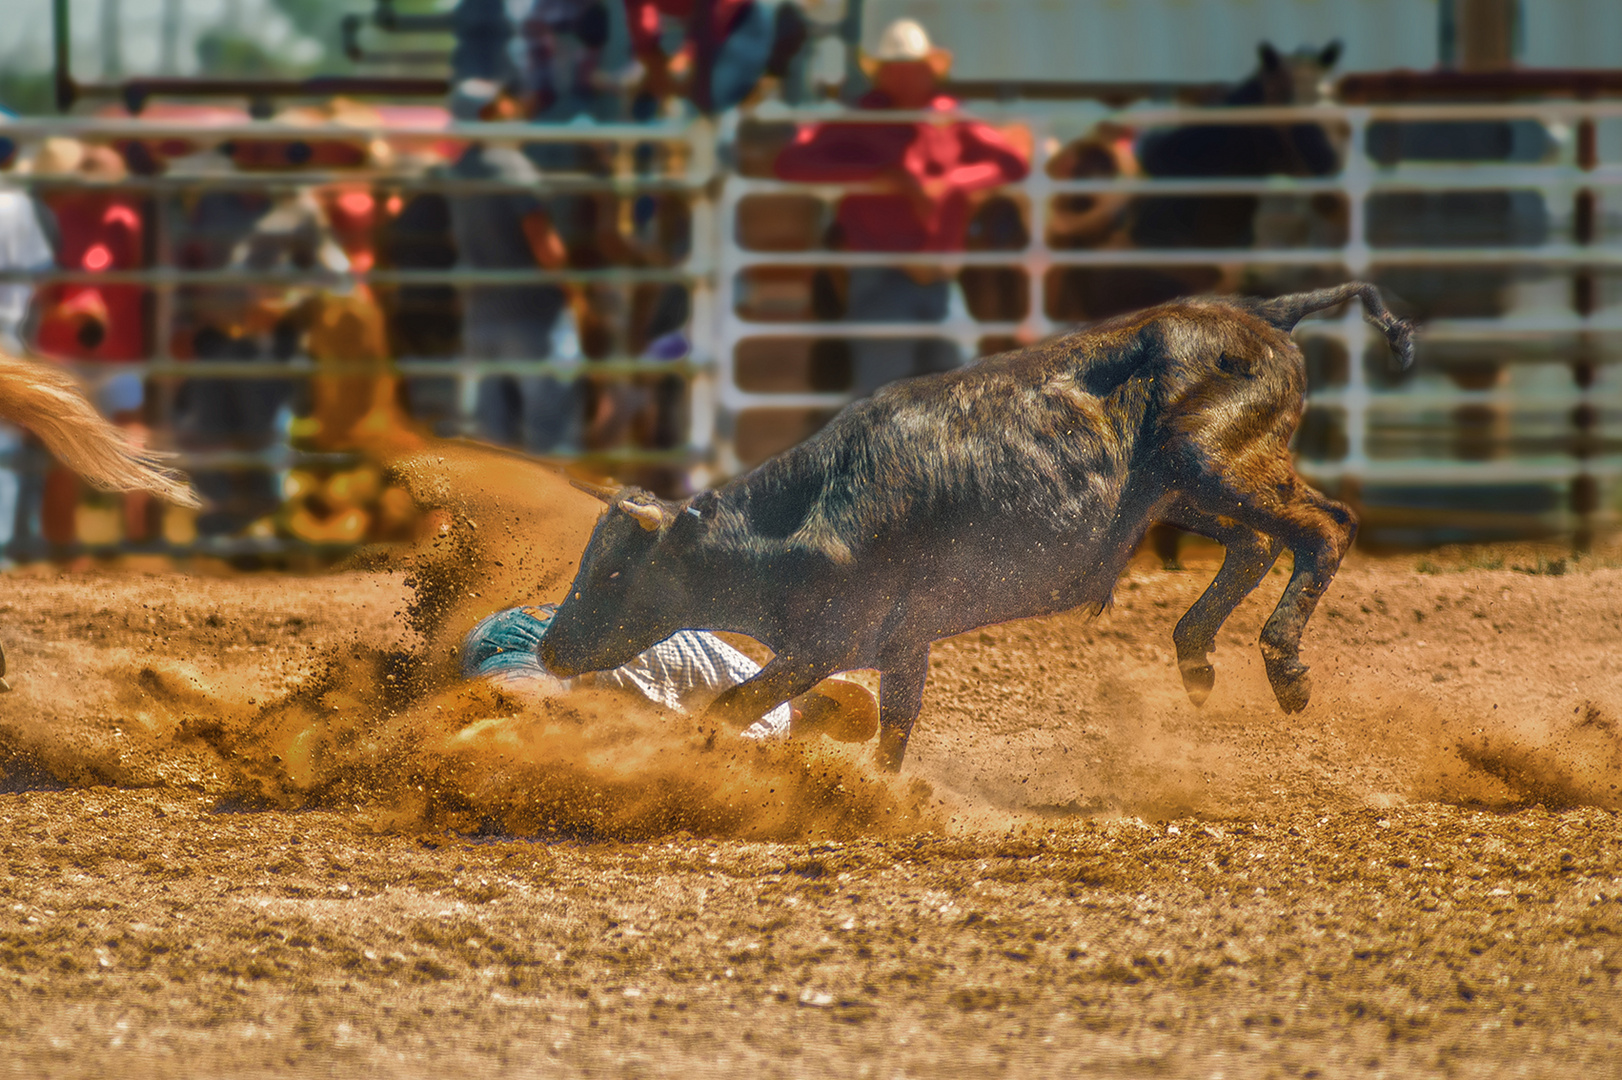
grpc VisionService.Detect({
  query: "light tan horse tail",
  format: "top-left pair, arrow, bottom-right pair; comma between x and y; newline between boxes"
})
0,350 -> 200,508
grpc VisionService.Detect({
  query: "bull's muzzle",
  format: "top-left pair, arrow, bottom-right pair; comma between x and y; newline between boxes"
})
537,637 -> 578,678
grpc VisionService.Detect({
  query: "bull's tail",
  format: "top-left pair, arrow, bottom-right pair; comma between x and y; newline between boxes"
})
0,350 -> 199,507
1237,282 -> 1415,371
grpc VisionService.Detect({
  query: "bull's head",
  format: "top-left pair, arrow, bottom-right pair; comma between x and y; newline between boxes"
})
539,481 -> 708,677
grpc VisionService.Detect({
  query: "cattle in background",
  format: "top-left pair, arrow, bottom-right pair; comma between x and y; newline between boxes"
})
541,284 -> 1413,771
1132,41 -> 1345,254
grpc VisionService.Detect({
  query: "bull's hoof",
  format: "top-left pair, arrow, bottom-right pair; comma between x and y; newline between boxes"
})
1178,657 -> 1215,706
1265,657 -> 1311,713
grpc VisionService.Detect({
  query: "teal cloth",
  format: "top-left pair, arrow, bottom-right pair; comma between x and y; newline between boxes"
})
461,604 -> 558,680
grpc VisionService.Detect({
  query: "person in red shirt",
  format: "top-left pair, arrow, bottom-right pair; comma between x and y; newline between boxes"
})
773,17 -> 1028,395
34,141 -> 147,364
30,139 -> 154,549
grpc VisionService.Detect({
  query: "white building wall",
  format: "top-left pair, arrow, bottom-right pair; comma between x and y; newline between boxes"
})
1522,0 -> 1622,69
865,0 -> 1444,82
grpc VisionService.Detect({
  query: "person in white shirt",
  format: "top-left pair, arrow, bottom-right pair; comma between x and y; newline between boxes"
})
0,123 -> 58,562
462,603 -> 878,743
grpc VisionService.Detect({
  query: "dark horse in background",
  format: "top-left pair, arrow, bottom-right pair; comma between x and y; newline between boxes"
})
1132,41 -> 1345,252
1052,42 -> 1349,332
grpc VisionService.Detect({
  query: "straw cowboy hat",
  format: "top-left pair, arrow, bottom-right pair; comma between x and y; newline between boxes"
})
861,17 -> 952,79
28,137 -> 129,181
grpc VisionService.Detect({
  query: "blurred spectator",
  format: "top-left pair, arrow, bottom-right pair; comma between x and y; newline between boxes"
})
298,288 -> 423,456
1041,123 -> 1224,324
30,138 -> 155,551
172,154 -> 349,538
1045,124 -> 1138,252
521,0 -> 637,122
33,139 -> 148,364
640,0 -> 776,115
0,128 -> 50,356
0,120 -> 54,563
280,288 -> 424,546
584,281 -> 689,451
447,78 -> 581,452
772,18 -> 1027,395
452,0 -> 520,84
378,189 -> 463,432
960,191 -> 1030,341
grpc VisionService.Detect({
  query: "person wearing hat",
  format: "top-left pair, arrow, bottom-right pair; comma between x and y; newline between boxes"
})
0,120 -> 52,358
460,602 -> 879,744
28,139 -> 163,550
773,17 -> 1028,396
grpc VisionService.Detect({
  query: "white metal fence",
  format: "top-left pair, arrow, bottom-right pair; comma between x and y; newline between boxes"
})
1,96 -> 1618,555
714,98 -> 1622,545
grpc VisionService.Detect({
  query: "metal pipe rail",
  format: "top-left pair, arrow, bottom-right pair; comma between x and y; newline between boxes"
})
0,115 -> 724,559
715,99 -> 1622,542
3,98 -> 1621,548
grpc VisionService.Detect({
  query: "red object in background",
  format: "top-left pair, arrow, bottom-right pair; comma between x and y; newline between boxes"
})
36,191 -> 147,362
628,0 -> 751,50
325,188 -> 378,272
773,92 -> 1029,252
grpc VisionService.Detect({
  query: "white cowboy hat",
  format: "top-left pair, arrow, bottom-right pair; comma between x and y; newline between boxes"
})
862,17 -> 952,76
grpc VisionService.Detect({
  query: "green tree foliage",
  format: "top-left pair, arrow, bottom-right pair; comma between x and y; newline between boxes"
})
195,29 -> 293,76
0,69 -> 54,116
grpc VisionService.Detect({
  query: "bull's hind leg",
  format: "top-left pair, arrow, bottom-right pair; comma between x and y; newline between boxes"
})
875,643 -> 931,772
1161,507 -> 1283,705
1191,461 -> 1356,714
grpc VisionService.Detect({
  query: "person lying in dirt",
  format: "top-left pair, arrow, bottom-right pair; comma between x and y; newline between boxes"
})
462,604 -> 879,744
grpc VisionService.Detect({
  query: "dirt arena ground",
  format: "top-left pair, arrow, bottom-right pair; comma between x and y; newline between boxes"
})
1,456 -> 1619,1077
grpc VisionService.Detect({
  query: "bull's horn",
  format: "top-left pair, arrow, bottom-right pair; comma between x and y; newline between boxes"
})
619,500 -> 668,532
569,475 -> 620,503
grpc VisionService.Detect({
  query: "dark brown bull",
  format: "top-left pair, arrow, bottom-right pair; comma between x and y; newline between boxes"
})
541,283 -> 1414,771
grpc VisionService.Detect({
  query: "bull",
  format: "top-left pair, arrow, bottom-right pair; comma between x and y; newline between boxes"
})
541,283 -> 1414,771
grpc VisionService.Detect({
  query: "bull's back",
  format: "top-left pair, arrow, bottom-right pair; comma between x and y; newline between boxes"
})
746,300 -> 1305,640
793,355 -> 1139,551
777,300 -> 1294,545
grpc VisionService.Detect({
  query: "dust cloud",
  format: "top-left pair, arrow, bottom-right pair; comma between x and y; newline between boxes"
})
0,441 -> 937,841
0,445 -> 1619,838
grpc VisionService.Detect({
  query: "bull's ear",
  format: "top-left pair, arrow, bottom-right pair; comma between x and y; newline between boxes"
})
1259,41 -> 1282,72
619,499 -> 670,532
569,475 -> 621,503
1319,40 -> 1343,68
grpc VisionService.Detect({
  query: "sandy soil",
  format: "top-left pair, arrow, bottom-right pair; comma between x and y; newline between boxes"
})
1,453 -> 1620,1077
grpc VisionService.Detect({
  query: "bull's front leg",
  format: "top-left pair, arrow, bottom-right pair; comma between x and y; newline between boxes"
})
875,643 -> 931,772
702,656 -> 833,733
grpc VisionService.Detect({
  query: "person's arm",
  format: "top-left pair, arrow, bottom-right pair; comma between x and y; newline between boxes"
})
773,124 -> 907,182
937,121 -> 1031,191
98,203 -> 144,268
522,209 -> 568,270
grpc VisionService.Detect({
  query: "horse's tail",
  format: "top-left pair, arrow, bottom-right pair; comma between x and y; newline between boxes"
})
1237,282 -> 1416,371
0,350 -> 199,507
